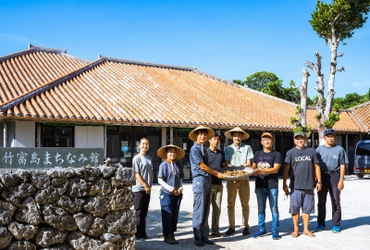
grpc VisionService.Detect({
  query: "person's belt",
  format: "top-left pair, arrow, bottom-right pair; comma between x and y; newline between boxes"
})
193,174 -> 209,178
324,170 -> 340,174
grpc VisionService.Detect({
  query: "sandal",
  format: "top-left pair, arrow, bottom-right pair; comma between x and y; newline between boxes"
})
303,231 -> 316,237
291,232 -> 299,238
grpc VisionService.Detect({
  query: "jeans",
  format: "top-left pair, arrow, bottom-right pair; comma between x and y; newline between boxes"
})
160,191 -> 182,237
255,188 -> 279,232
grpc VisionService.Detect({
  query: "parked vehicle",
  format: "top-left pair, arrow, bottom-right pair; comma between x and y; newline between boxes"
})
354,140 -> 370,179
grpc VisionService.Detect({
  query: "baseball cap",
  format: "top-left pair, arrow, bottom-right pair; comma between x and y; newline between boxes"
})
261,132 -> 273,139
293,131 -> 305,138
213,131 -> 222,138
324,128 -> 336,136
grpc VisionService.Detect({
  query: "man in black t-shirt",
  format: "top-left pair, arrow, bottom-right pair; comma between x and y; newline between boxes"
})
206,132 -> 226,238
283,131 -> 322,238
252,132 -> 282,240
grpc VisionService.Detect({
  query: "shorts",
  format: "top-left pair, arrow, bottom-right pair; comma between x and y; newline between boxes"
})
289,189 -> 315,214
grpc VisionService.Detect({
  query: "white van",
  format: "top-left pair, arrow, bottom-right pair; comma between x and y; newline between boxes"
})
354,140 -> 370,179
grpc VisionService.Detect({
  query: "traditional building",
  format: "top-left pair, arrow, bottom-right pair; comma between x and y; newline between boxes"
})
0,45 -> 369,175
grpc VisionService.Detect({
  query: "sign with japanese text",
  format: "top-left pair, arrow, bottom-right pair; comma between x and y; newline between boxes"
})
0,148 -> 104,168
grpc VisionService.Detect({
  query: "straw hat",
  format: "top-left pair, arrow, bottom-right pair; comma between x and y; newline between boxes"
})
157,144 -> 185,160
104,157 -> 111,163
188,125 -> 215,142
224,127 -> 250,140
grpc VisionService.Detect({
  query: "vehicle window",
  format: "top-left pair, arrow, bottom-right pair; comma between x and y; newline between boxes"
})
356,143 -> 370,156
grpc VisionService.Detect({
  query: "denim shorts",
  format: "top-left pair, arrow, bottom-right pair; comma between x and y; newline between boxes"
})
289,189 -> 315,214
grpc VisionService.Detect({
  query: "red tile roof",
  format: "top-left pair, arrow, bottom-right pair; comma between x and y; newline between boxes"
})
0,45 -> 89,110
351,102 -> 370,131
0,46 -> 368,133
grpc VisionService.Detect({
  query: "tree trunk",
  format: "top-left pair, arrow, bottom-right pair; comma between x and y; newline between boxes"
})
301,69 -> 309,131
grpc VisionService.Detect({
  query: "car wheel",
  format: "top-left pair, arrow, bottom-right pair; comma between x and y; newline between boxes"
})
357,174 -> 364,179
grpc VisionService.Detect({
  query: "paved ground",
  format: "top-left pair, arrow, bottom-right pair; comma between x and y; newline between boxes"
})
135,175 -> 370,250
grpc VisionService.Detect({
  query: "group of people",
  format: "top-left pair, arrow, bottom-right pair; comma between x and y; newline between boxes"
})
130,125 -> 348,247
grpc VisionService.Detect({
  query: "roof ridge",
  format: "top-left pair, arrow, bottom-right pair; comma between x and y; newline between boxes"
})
0,44 -> 91,64
349,100 -> 370,110
99,55 -> 196,71
28,44 -> 67,54
29,44 -> 91,64
0,58 -> 107,112
194,70 -> 298,106
347,110 -> 367,132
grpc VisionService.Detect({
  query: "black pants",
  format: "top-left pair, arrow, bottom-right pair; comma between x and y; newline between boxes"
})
317,172 -> 341,226
134,191 -> 151,238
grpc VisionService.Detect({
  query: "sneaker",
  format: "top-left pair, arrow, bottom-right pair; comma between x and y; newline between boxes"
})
242,227 -> 250,235
194,239 -> 205,247
171,234 -> 179,244
272,231 -> 280,240
225,228 -> 235,235
135,236 -> 144,242
202,238 -> 214,245
315,224 -> 326,231
211,232 -> 224,237
253,230 -> 266,238
164,235 -> 175,245
332,225 -> 341,233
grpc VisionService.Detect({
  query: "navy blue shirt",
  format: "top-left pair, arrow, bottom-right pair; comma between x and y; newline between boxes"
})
158,160 -> 184,194
254,150 -> 282,189
285,147 -> 319,190
316,144 -> 348,172
206,147 -> 225,185
190,143 -> 210,178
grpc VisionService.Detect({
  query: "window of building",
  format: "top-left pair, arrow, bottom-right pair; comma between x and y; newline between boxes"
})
36,124 -> 74,147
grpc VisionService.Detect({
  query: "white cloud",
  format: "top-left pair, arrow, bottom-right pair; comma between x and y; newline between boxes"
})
352,81 -> 370,87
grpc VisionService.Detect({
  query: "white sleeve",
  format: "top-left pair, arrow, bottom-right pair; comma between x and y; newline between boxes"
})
158,177 -> 174,193
179,179 -> 183,191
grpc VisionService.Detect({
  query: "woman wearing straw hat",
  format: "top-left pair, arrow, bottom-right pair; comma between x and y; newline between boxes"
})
157,144 -> 186,245
188,125 -> 224,247
224,127 -> 254,236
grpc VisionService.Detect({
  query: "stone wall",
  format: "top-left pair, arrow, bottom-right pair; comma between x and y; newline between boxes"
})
0,165 -> 136,250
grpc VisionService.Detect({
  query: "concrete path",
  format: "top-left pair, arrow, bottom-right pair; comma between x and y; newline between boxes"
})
135,175 -> 370,250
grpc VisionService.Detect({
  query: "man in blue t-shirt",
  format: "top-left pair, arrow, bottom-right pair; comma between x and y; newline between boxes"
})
283,131 -> 322,238
188,126 -> 224,247
315,128 -> 348,233
252,132 -> 282,240
206,132 -> 226,238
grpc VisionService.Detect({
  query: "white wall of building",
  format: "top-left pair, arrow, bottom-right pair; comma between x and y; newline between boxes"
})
75,126 -> 104,148
10,121 -> 35,147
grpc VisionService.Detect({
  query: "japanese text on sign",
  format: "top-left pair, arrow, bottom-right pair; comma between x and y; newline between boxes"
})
0,148 -> 104,168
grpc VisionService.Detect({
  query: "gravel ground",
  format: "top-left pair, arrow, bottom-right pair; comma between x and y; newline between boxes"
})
135,175 -> 370,250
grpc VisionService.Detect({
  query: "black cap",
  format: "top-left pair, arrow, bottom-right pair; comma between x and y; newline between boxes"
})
213,131 -> 222,138
324,128 -> 336,136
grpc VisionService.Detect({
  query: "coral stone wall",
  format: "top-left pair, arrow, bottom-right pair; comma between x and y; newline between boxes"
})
0,166 -> 136,250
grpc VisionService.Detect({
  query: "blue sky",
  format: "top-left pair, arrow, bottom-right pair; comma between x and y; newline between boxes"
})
1,0 -> 370,98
